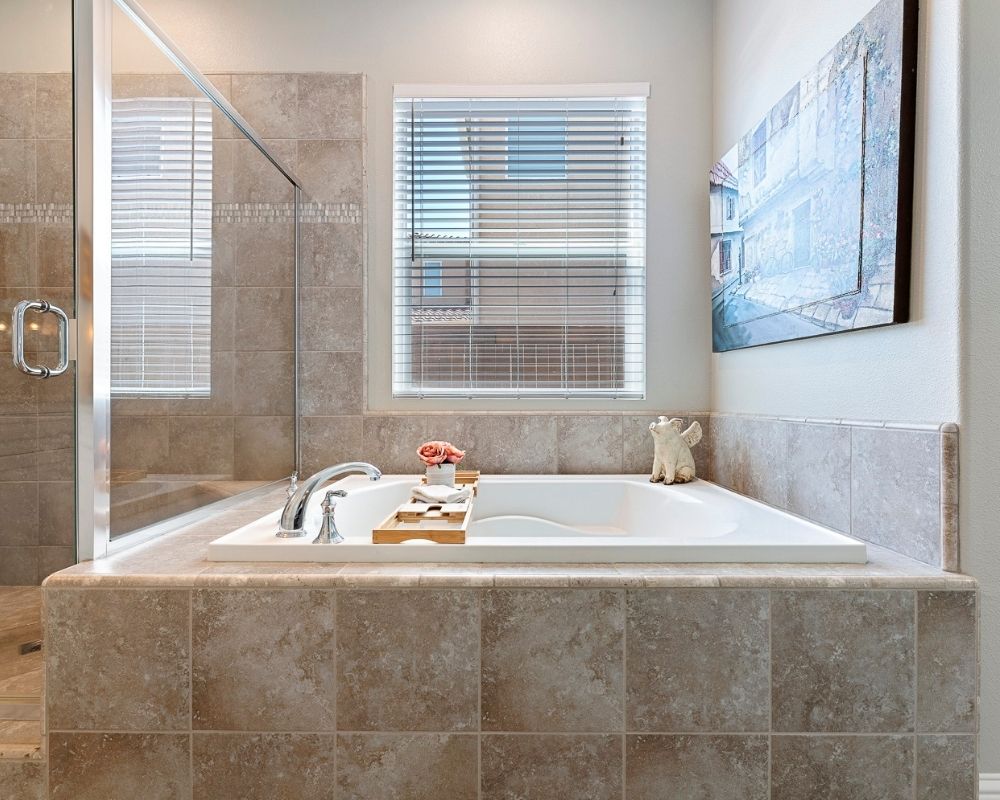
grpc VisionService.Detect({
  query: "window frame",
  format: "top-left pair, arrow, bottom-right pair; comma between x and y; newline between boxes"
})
392,84 -> 649,400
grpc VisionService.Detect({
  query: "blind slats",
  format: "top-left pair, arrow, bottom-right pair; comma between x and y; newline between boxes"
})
111,97 -> 213,398
392,93 -> 646,398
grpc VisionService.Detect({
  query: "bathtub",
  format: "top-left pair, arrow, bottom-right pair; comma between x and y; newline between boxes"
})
208,475 -> 866,563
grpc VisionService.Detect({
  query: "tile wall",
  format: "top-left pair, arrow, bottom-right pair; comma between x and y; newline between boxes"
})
0,73 -> 75,585
39,584 -> 978,799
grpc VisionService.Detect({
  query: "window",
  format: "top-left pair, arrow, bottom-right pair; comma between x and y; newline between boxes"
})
507,119 -> 567,179
393,87 -> 647,398
422,259 -> 444,297
725,195 -> 736,221
720,240 -> 732,275
110,97 -> 213,397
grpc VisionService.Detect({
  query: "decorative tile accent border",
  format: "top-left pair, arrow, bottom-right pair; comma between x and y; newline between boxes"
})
709,413 -> 960,571
0,202 -> 73,225
212,201 -> 361,224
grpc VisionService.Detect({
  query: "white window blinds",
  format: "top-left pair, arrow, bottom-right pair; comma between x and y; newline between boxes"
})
111,97 -> 213,397
392,88 -> 647,398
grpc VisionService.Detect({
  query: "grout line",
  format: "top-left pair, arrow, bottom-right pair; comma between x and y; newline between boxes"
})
621,589 -> 627,800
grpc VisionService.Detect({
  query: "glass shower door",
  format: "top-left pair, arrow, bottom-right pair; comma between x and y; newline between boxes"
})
0,0 -> 75,756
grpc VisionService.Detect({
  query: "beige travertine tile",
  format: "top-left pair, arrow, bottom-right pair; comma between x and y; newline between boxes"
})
232,138 -> 296,204
556,415 -> 623,473
0,223 -> 37,288
0,416 -> 37,482
336,589 -> 479,731
916,735 -> 977,800
300,351 -> 363,416
35,139 -> 71,204
337,733 -> 477,800
0,546 -> 38,584
0,760 -> 44,800
46,588 -> 190,730
36,414 -> 74,482
211,222 -> 237,287
481,734 -> 622,800
38,481 -> 73,546
298,73 -> 363,139
771,735 -> 913,800
0,141 -> 35,204
0,75 -> 36,138
301,416 -> 365,475
917,591 -> 978,732
786,421 -> 851,532
235,287 -> 295,351
38,544 -> 74,580
232,73 -> 300,139
0,483 -> 39,546
192,589 -> 335,730
712,414 -> 789,508
300,220 -> 363,287
211,285 -> 236,351
234,416 -> 295,480
771,590 -> 915,732
49,732 -> 190,800
235,221 -> 295,287
444,415 -> 559,474
851,426 -> 941,565
165,353 -> 236,417
362,415 -> 432,473
35,73 -> 72,140
297,140 -> 363,204
625,734 -> 768,799
627,589 -> 769,732
233,351 -> 295,416
301,286 -> 363,352
113,73 -> 203,100
482,588 -> 623,732
109,415 -> 170,473
36,223 -> 73,288
166,416 -> 235,476
192,732 -> 335,800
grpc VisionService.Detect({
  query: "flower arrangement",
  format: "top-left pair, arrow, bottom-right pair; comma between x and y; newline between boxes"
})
418,441 -> 465,487
417,441 -> 465,466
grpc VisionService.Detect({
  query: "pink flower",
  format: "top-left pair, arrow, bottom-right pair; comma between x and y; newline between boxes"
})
417,440 -> 465,466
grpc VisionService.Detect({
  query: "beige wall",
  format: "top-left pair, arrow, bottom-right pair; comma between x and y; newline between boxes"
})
110,0 -> 714,414
711,0 -> 963,423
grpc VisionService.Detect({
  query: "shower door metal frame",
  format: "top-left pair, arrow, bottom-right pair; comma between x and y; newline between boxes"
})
74,0 -> 303,561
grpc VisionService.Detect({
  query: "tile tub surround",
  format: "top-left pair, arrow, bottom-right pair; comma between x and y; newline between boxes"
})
39,581 -> 978,798
26,488 -> 977,798
710,414 -> 960,571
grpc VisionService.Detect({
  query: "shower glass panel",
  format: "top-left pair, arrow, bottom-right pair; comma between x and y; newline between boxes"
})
107,3 -> 297,541
0,0 -> 73,754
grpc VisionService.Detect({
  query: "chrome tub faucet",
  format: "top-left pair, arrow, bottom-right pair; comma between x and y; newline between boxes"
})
277,462 -> 381,539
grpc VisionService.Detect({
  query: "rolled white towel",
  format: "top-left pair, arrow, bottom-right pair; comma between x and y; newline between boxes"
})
411,484 -> 472,504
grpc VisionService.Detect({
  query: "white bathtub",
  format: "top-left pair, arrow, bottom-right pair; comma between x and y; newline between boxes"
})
208,475 -> 867,564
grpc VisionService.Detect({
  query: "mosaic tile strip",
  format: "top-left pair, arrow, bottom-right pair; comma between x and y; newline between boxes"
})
213,202 -> 361,225
0,203 -> 74,225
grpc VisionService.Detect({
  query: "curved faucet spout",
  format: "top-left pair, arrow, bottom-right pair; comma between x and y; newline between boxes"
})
277,462 -> 381,538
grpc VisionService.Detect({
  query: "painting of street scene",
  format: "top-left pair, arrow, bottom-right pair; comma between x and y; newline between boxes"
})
711,0 -> 915,352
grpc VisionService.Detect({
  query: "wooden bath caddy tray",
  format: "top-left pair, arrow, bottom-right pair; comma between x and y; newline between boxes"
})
373,471 -> 480,544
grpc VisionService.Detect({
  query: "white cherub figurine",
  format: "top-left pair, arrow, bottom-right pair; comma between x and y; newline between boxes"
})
648,416 -> 703,484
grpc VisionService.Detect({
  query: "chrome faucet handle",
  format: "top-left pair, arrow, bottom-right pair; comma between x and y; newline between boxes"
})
287,472 -> 299,500
313,489 -> 348,545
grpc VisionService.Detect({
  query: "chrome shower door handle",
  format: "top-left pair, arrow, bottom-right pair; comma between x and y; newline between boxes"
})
11,300 -> 71,378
